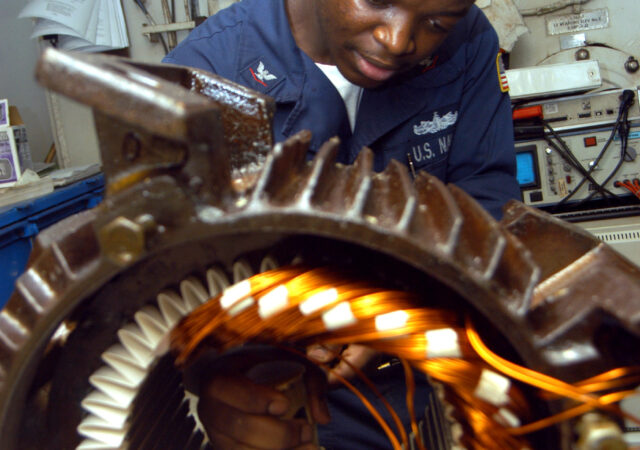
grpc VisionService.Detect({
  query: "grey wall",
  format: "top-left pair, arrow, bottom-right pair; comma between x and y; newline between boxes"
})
0,0 -> 54,164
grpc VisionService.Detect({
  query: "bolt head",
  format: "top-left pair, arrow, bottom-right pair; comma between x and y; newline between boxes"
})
625,57 -> 639,73
575,48 -> 590,61
99,216 -> 146,266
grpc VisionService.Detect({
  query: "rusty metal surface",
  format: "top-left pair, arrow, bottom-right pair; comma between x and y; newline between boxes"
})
36,48 -> 274,198
502,203 -> 640,379
0,48 -> 639,448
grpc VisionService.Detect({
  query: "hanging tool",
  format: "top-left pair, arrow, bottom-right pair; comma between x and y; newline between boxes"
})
160,0 -> 177,49
132,0 -> 170,54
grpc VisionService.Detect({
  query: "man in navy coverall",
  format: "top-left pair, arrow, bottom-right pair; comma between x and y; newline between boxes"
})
164,0 -> 520,448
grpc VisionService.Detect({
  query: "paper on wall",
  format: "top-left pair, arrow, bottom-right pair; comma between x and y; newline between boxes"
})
19,0 -> 129,53
19,0 -> 96,38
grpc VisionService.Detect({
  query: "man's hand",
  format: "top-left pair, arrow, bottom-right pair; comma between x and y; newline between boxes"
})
307,344 -> 381,385
190,349 -> 330,450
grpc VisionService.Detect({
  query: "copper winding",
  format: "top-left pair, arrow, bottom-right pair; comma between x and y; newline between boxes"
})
170,265 -> 640,450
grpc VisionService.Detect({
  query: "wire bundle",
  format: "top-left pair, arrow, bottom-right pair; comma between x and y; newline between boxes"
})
615,179 -> 640,199
543,90 -> 637,211
170,266 -> 640,449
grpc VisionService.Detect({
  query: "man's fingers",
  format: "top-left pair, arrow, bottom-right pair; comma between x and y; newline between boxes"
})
202,374 -> 290,416
327,345 -> 379,385
304,361 -> 331,425
207,426 -> 318,450
291,444 -> 321,450
307,344 -> 382,385
188,348 -> 328,449
199,394 -> 314,449
306,344 -> 341,364
206,428 -> 262,450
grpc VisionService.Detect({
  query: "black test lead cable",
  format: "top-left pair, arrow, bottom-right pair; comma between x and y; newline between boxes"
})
577,90 -> 636,207
547,90 -> 635,210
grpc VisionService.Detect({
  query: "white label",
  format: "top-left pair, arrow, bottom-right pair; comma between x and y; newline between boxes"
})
425,328 -> 462,359
227,297 -> 254,317
493,408 -> 521,428
543,103 -> 559,115
219,280 -> 252,309
375,311 -> 409,332
299,289 -> 338,316
258,285 -> 289,319
546,9 -> 609,35
558,178 -> 568,196
474,369 -> 511,406
322,302 -> 357,331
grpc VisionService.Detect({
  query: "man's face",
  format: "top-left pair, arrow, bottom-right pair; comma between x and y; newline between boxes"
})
314,0 -> 473,88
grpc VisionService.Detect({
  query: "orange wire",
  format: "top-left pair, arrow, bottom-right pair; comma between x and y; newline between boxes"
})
330,370 -> 403,450
510,390 -> 637,435
401,358 -> 425,450
616,179 -> 640,199
466,318 -> 605,404
171,266 -> 640,450
330,352 -> 410,448
465,317 -> 640,426
279,345 -> 409,450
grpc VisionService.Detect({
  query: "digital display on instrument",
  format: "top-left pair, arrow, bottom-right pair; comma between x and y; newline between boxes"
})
515,147 -> 539,188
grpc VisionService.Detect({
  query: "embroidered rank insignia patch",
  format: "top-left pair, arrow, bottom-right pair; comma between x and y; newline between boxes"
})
496,52 -> 509,93
421,55 -> 439,73
250,61 -> 277,87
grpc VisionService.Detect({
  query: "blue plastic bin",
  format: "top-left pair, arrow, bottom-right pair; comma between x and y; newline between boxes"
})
0,174 -> 104,308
